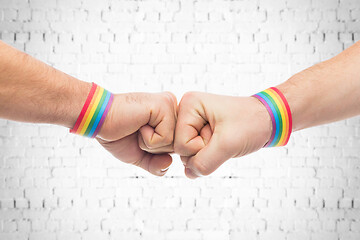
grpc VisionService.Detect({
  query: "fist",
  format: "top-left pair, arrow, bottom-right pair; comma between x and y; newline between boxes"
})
97,92 -> 177,176
174,92 -> 272,179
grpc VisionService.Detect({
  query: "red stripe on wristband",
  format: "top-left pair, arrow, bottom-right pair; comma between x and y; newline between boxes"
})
253,87 -> 292,147
70,82 -> 97,133
270,87 -> 292,146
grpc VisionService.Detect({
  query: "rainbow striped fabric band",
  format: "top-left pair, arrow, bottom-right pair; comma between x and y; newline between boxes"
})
252,87 -> 292,147
70,82 -> 114,138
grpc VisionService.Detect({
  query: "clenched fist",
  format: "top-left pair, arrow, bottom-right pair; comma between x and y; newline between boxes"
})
97,92 -> 177,176
174,92 -> 272,179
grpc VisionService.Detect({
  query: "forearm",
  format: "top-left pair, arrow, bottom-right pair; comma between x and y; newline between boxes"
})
0,41 -> 91,128
277,41 -> 360,131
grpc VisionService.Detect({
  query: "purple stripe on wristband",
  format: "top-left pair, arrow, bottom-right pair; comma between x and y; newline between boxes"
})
91,94 -> 114,138
252,94 -> 276,147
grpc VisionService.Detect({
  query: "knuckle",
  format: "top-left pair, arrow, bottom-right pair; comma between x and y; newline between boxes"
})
138,139 -> 150,151
181,91 -> 199,103
138,133 -> 155,150
160,92 -> 175,106
173,141 -> 182,154
139,143 -> 150,151
144,141 -> 156,150
179,92 -> 203,113
132,158 -> 142,167
174,138 -> 201,157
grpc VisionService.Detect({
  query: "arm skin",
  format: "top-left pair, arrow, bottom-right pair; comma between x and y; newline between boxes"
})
174,41 -> 360,179
0,40 -> 177,176
0,41 -> 91,128
277,41 -> 360,131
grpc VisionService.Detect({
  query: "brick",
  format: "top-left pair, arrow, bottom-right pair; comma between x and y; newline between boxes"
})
25,188 -> 51,199
166,231 -> 201,240
56,0 -> 81,9
80,168 -> 106,178
30,0 -> 56,8
259,231 -> 286,240
312,0 -> 338,9
54,188 -> 80,198
17,220 -> 31,232
0,233 -> 27,240
15,198 -> 28,208
3,9 -> 17,21
57,232 -> 81,240
29,232 -> 56,240
0,189 -> 24,198
0,0 -> 28,8
25,147 -> 53,158
311,232 -> 338,240
0,209 -> 22,220
340,0 -> 360,8
52,168 -> 77,177
340,232 -> 360,240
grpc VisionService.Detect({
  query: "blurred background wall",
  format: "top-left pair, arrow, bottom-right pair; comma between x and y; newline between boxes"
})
0,0 -> 360,239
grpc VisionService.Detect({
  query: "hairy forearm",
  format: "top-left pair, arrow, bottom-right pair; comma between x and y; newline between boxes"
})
0,41 -> 91,128
277,41 -> 360,131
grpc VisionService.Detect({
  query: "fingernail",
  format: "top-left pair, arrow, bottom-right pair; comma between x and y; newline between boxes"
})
160,167 -> 170,172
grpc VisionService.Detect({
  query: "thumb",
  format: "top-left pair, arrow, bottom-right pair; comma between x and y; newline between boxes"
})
184,132 -> 233,179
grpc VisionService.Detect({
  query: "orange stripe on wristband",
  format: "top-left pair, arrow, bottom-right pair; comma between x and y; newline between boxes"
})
266,88 -> 289,146
270,87 -> 292,146
70,83 -> 113,138
76,85 -> 100,135
253,87 -> 292,147
70,82 -> 97,133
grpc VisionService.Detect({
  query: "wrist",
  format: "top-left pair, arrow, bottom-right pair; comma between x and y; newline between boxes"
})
61,78 -> 92,129
251,86 -> 293,147
97,93 -> 150,141
68,81 -> 114,138
247,96 -> 273,147
276,70 -> 316,132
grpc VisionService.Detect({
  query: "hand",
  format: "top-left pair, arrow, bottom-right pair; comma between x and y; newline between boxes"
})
174,92 -> 272,179
97,92 -> 177,176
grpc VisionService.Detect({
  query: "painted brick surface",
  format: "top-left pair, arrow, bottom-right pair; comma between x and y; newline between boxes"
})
0,0 -> 360,239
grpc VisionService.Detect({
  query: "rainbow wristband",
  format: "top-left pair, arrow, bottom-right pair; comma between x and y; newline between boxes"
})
70,82 -> 114,138
252,87 -> 292,147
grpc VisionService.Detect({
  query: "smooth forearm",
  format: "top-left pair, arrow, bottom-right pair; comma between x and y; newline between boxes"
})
0,41 -> 91,128
277,41 -> 360,131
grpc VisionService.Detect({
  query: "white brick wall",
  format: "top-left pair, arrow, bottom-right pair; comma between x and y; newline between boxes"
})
0,0 -> 360,239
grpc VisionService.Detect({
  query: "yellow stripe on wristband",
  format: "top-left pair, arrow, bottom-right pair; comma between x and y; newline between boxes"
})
79,87 -> 104,135
70,82 -> 114,138
265,88 -> 288,146
76,85 -> 100,135
252,87 -> 292,147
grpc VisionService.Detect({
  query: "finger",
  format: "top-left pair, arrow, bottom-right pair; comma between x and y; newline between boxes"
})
185,133 -> 233,179
97,133 -> 172,176
174,93 -> 208,156
136,153 -> 172,176
200,124 -> 212,145
139,92 -> 177,149
185,167 -> 199,179
139,124 -> 174,149
138,132 -> 174,154
180,155 -> 190,166
164,91 -> 178,115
